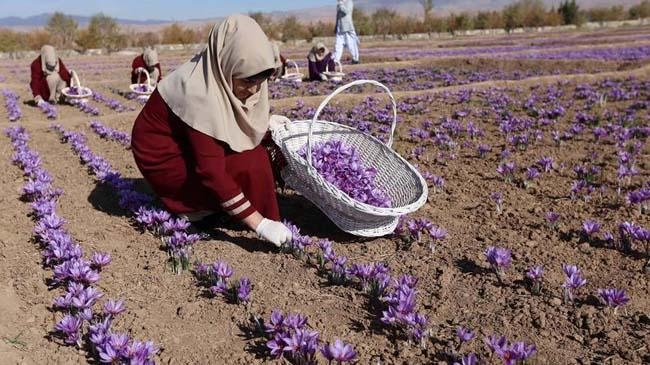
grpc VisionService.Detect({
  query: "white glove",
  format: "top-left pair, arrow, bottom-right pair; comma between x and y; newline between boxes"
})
255,218 -> 292,247
269,114 -> 291,129
320,73 -> 328,81
34,95 -> 45,106
134,67 -> 145,74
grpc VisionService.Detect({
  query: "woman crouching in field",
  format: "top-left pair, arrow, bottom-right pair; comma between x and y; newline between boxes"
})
131,14 -> 292,247
30,45 -> 72,105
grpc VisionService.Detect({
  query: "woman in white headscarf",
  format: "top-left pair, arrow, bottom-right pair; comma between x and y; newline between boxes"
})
307,42 -> 335,81
131,47 -> 162,86
29,45 -> 72,104
131,14 -> 292,247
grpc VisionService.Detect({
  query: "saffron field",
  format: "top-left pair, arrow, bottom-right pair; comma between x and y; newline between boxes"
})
0,26 -> 648,365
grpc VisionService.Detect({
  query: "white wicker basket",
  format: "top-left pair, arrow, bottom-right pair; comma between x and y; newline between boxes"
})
280,59 -> 303,84
270,79 -> 428,237
322,60 -> 345,82
129,68 -> 154,96
61,70 -> 92,102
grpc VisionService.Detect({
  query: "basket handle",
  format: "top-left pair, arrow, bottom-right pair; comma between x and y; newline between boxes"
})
70,70 -> 81,88
136,68 -> 152,87
335,60 -> 342,73
286,59 -> 299,74
307,79 -> 397,165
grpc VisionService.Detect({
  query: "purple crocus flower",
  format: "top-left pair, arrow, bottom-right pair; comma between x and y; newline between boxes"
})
91,252 -> 112,268
320,338 -> 357,363
562,264 -> 587,303
54,314 -> 83,345
456,326 -> 475,343
236,277 -> 252,303
212,260 -> 233,280
545,211 -> 560,228
490,192 -> 503,213
582,220 -> 601,237
526,265 -> 544,294
453,353 -> 478,365
103,299 -> 126,316
597,288 -> 630,311
485,246 -> 511,278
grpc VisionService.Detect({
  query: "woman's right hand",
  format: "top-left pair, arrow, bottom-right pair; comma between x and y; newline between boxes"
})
269,114 -> 291,128
255,218 -> 292,247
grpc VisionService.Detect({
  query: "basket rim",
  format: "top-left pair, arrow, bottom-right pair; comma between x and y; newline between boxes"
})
281,72 -> 303,80
271,119 -> 428,216
322,71 -> 345,77
129,83 -> 154,95
61,86 -> 92,99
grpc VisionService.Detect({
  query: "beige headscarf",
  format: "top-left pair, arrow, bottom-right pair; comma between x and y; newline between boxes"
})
143,48 -> 159,67
157,14 -> 279,152
308,42 -> 329,62
40,45 -> 60,75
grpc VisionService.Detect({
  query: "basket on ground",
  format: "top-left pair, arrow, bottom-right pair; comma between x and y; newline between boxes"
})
280,60 -> 303,84
270,80 -> 428,237
61,71 -> 92,103
129,68 -> 155,98
322,60 -> 345,82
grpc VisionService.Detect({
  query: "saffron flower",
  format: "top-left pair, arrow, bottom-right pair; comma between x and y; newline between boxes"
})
545,211 -> 560,230
526,266 -> 544,295
582,220 -> 601,237
562,264 -> 587,304
103,299 -> 126,316
597,288 -> 630,313
485,246 -> 511,280
456,326 -> 475,344
490,192 -> 503,214
320,339 -> 357,364
453,353 -> 478,365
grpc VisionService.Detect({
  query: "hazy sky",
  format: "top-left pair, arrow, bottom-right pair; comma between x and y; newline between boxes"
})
0,0 -> 336,20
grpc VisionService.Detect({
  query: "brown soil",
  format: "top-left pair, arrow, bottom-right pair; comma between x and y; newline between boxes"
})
0,27 -> 648,365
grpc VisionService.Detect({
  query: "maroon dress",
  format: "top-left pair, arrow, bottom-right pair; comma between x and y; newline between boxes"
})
131,54 -> 163,84
131,89 -> 280,221
29,56 -> 72,101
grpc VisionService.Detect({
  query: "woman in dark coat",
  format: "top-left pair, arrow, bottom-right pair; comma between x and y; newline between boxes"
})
30,45 -> 72,104
307,42 -> 335,81
131,47 -> 162,85
131,15 -> 292,247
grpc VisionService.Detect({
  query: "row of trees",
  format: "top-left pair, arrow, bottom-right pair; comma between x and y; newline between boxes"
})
0,0 -> 648,52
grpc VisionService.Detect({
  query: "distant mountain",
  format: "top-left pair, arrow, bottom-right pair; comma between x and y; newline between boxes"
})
0,13 -> 171,29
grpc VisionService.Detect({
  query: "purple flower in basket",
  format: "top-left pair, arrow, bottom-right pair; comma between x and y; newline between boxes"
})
135,84 -> 152,93
297,140 -> 392,208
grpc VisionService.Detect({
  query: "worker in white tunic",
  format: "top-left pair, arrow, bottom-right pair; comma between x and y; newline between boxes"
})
332,0 -> 360,64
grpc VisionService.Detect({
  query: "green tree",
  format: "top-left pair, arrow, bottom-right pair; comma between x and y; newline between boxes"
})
46,12 -> 77,48
352,8 -> 372,36
0,28 -> 24,52
372,8 -> 398,39
558,0 -> 580,25
280,16 -> 307,42
76,13 -> 125,52
249,11 -> 278,39
160,23 -> 197,45
447,12 -> 472,34
629,0 -> 650,19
